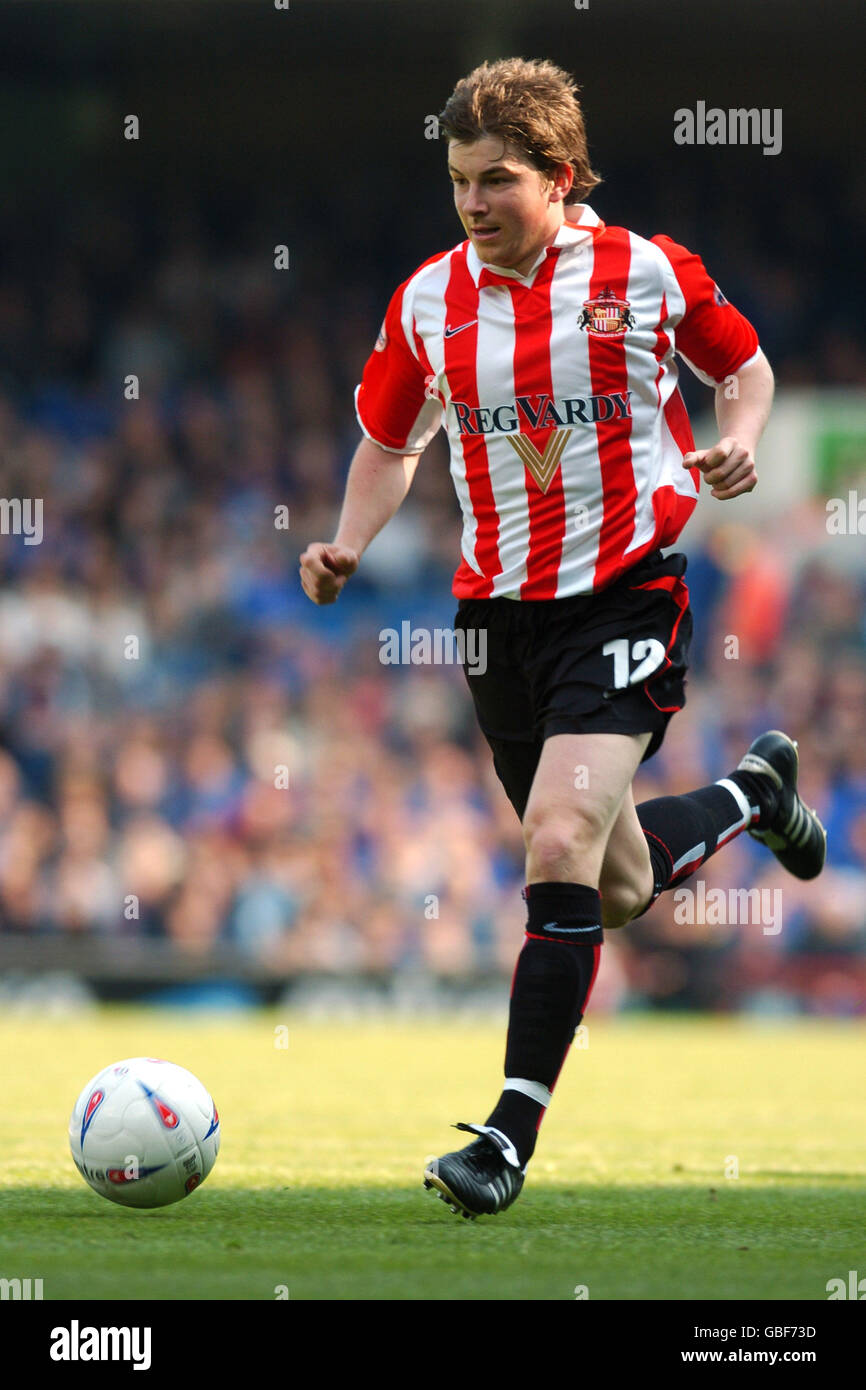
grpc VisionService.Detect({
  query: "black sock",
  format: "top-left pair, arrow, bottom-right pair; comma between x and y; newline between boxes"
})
636,771 -> 776,912
484,882 -> 603,1167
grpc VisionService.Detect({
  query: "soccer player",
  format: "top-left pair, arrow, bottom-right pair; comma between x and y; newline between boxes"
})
299,58 -> 826,1219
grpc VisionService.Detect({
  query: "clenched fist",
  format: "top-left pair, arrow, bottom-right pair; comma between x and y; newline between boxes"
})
682,437 -> 757,500
299,542 -> 360,605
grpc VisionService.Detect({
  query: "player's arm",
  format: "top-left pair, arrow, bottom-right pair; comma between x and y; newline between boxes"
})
300,274 -> 442,605
653,234 -> 772,502
299,438 -> 421,606
683,348 -> 774,500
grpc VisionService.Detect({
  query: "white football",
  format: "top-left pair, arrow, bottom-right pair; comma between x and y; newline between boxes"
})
69,1057 -> 220,1209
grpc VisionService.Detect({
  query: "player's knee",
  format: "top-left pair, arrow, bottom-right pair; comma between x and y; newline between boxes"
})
523,807 -> 606,877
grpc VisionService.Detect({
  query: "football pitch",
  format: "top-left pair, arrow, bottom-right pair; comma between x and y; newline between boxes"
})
1,1009 -> 864,1301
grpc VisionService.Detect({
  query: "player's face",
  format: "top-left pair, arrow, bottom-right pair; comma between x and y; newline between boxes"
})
448,137 -> 569,277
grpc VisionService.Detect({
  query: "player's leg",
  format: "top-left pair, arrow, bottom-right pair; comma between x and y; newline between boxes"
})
475,729 -> 649,1174
597,786 -> 655,929
427,560 -> 683,1216
425,728 -> 647,1218
466,550 -> 692,1179
445,721 -> 826,1211
599,735 -> 827,932
521,730 -> 651,886
559,551 -> 826,923
491,734 -> 824,1181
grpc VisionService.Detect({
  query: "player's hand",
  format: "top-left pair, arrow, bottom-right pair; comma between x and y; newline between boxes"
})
682,437 -> 757,500
299,542 -> 360,604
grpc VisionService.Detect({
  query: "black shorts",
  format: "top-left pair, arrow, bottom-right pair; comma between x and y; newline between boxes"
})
454,549 -> 693,821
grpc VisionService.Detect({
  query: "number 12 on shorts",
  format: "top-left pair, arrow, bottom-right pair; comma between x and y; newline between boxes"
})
602,638 -> 666,688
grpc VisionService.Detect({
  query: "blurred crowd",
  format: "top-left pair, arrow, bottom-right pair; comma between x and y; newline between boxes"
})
0,207 -> 865,1015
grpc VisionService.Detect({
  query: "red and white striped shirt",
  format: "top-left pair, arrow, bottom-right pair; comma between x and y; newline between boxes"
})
354,205 -> 760,600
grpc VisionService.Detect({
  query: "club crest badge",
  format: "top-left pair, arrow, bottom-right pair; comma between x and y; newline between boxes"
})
578,286 -> 636,338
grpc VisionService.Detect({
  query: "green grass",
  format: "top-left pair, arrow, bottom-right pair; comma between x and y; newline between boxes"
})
1,1010 -> 864,1300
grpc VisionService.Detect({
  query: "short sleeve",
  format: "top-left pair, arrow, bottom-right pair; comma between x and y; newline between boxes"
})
653,234 -> 760,387
354,280 -> 443,454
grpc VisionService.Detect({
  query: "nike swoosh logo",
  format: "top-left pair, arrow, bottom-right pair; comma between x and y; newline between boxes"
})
444,321 -> 477,338
541,922 -> 600,934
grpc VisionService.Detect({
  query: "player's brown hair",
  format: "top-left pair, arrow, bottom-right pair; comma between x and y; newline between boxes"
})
438,57 -> 601,205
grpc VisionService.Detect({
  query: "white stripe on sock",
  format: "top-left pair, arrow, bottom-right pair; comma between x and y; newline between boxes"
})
716,777 -> 757,825
672,841 -> 706,875
504,1077 -> 552,1108
716,819 -> 747,847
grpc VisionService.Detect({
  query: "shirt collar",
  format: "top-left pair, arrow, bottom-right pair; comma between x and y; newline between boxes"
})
466,204 -> 605,288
